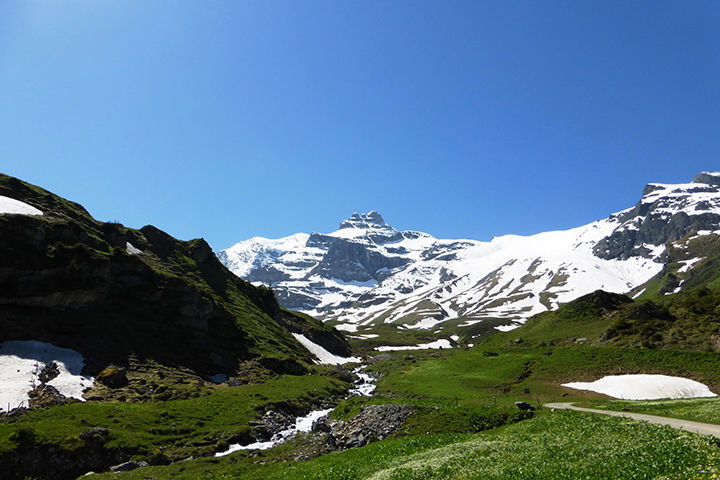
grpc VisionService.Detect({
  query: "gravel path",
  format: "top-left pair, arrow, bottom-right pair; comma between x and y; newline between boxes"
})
545,402 -> 720,438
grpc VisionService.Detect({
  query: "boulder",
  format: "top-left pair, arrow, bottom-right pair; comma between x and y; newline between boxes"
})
311,417 -> 332,433
96,365 -> 128,388
514,401 -> 536,411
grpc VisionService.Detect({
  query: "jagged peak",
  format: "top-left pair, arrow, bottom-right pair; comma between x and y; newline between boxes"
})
339,211 -> 390,230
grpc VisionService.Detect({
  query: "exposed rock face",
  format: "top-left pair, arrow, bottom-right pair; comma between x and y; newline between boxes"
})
28,385 -> 70,409
693,171 -> 720,187
339,211 -> 388,230
594,175 -> 720,260
309,240 -> 410,283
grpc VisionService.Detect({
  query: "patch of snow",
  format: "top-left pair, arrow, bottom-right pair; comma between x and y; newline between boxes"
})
349,334 -> 379,340
292,334 -> 361,365
562,374 -> 717,400
632,288 -> 646,299
494,324 -> 519,332
678,257 -> 704,273
0,196 -> 43,216
335,324 -> 359,333
0,340 -> 93,411
450,335 -> 460,342
410,317 -> 443,330
374,339 -> 452,351
126,242 -> 143,255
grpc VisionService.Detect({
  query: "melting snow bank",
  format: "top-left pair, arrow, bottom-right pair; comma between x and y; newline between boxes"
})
0,195 -> 43,216
563,374 -> 717,400
292,333 -> 361,365
374,339 -> 452,351
0,340 -> 94,411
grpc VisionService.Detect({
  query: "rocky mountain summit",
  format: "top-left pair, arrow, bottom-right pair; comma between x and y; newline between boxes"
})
219,173 -> 720,337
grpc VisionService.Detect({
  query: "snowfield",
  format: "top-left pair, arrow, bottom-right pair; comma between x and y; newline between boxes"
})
562,374 -> 717,400
374,339 -> 452,351
0,340 -> 94,411
0,195 -> 43,216
291,333 -> 360,365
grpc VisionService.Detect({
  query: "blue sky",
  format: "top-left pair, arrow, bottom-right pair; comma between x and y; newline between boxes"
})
1,1 -> 719,249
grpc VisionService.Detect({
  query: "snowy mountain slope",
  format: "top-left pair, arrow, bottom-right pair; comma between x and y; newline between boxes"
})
218,173 -> 720,336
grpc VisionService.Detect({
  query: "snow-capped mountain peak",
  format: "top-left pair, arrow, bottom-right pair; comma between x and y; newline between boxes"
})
218,174 -> 720,336
339,211 -> 388,230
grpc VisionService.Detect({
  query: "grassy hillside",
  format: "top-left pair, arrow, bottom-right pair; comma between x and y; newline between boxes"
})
579,396 -> 720,425
0,375 -> 348,480
88,410 -> 720,480
483,287 -> 720,353
0,173 -> 350,377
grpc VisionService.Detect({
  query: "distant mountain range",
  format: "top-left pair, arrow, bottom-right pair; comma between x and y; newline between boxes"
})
219,172 -> 720,337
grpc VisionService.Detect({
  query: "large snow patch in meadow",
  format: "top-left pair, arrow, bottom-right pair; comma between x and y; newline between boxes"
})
0,341 -> 94,411
563,374 -> 717,400
0,196 -> 43,216
291,334 -> 361,365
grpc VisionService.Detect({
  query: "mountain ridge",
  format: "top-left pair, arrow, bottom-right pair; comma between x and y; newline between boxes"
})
219,172 -> 720,340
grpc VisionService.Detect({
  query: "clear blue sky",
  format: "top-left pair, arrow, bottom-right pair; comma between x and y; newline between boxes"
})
1,1 -> 719,249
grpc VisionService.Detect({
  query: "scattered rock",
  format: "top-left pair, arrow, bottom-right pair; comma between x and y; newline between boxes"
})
251,410 -> 294,440
331,404 -> 413,449
27,384 -> 69,409
311,417 -> 332,433
483,351 -> 499,357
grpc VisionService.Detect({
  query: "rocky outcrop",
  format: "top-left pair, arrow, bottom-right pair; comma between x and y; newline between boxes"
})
309,240 -> 410,283
249,410 -> 294,441
27,385 -> 71,409
317,404 -> 413,450
693,172 -> 720,187
593,177 -> 720,260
